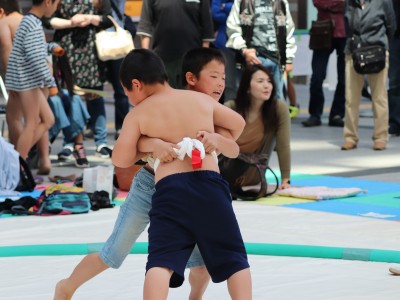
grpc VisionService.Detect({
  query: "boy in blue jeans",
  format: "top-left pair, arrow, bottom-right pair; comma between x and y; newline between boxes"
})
54,48 -> 245,299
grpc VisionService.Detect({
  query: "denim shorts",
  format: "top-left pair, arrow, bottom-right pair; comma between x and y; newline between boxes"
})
99,167 -> 205,269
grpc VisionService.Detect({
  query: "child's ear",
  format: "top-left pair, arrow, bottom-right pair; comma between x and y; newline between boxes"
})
0,8 -> 5,18
185,72 -> 197,87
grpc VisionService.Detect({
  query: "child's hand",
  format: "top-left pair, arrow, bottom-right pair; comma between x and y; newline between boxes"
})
153,140 -> 179,163
197,131 -> 218,153
71,14 -> 91,27
52,46 -> 65,57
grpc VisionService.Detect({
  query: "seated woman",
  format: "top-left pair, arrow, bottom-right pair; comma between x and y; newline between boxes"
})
222,64 -> 292,195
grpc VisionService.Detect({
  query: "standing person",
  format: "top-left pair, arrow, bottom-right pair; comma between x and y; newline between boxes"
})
302,0 -> 346,128
341,0 -> 396,151
226,0 -> 297,101
388,0 -> 400,136
54,47 -> 238,300
45,0 -> 113,158
137,0 -> 215,88
4,0 -> 59,173
211,0 -> 237,102
107,0 -> 131,140
113,48 -> 250,300
224,64 -> 292,190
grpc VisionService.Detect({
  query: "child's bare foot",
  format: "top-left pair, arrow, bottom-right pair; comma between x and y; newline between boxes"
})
53,279 -> 73,300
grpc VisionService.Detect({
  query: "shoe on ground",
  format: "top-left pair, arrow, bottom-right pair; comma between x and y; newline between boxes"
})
373,141 -> 386,151
289,104 -> 300,118
389,267 -> 400,275
302,116 -> 321,127
95,144 -> 112,158
73,144 -> 90,168
388,123 -> 400,136
341,141 -> 357,150
58,145 -> 74,161
328,115 -> 344,127
84,128 -> 94,139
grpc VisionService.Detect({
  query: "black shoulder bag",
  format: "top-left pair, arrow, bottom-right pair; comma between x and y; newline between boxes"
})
350,3 -> 385,74
219,153 -> 279,201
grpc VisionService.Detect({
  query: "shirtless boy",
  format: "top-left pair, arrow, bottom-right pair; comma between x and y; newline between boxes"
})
53,48 -> 245,299
113,49 -> 251,299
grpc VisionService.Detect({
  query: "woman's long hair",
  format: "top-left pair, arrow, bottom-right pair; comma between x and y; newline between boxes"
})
235,64 -> 278,133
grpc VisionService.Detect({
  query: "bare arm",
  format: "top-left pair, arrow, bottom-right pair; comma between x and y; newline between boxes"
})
213,100 -> 246,141
135,136 -> 178,163
112,111 -> 141,168
197,127 -> 239,158
141,35 -> 151,49
0,26 -> 12,69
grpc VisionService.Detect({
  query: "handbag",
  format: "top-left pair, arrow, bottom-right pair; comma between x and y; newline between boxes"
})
95,16 -> 134,62
309,19 -> 334,50
351,45 -> 386,74
219,153 -> 278,200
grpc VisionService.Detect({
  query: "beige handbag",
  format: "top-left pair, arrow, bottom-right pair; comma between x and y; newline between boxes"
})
95,16 -> 134,62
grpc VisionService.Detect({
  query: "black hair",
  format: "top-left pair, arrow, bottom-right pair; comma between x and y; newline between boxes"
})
33,0 -> 57,6
235,64 -> 278,133
119,49 -> 168,90
181,47 -> 226,86
0,0 -> 20,14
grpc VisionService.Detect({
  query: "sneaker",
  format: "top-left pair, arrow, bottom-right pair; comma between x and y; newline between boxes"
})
95,144 -> 112,158
301,116 -> 321,127
289,104 -> 300,118
58,145 -> 74,161
73,144 -> 90,168
389,123 -> 400,136
328,115 -> 344,127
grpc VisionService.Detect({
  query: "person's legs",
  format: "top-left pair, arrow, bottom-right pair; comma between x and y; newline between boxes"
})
143,267 -> 173,300
163,58 -> 183,89
257,56 -> 283,100
84,87 -> 110,156
308,48 -> 332,120
186,245 -> 210,300
367,53 -> 389,148
328,38 -> 346,122
343,55 -> 364,147
106,59 -> 130,137
16,88 -> 54,159
388,35 -> 400,135
227,268 -> 252,300
5,92 -> 23,145
221,49 -> 238,103
54,168 -> 155,299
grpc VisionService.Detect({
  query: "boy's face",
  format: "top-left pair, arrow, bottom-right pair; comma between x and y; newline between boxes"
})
190,60 -> 225,101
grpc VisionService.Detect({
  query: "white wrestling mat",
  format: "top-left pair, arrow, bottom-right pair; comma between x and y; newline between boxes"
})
1,201 -> 400,299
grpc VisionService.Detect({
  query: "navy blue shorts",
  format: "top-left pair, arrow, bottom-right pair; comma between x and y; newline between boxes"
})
146,171 -> 249,287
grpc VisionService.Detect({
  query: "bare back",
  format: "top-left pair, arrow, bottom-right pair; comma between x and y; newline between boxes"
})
0,12 -> 23,75
136,88 -> 218,181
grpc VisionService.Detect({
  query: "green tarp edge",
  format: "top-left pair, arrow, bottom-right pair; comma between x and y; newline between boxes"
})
1,242 -> 400,263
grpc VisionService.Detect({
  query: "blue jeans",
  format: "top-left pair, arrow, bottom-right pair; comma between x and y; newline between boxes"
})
48,92 -> 90,145
389,35 -> 400,128
257,56 -> 283,100
85,86 -> 107,147
309,38 -> 346,120
106,58 -> 130,131
99,167 -> 205,269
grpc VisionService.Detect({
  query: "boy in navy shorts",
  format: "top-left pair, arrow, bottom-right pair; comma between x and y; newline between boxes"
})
114,49 -> 252,299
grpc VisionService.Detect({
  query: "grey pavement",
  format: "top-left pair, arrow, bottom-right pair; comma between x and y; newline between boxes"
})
1,82 -> 399,185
